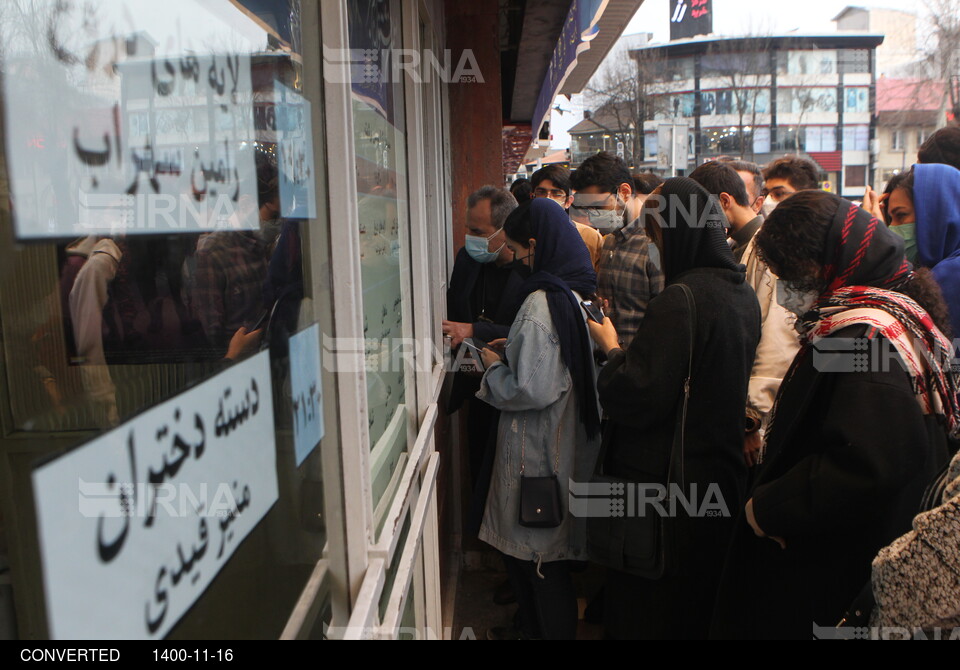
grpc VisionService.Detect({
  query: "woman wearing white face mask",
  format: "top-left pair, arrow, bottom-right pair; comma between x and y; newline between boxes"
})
711,190 -> 959,639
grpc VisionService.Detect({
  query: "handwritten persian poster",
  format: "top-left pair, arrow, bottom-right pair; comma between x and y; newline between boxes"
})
288,324 -> 323,466
33,351 -> 278,639
274,81 -> 317,219
1,1 -> 258,239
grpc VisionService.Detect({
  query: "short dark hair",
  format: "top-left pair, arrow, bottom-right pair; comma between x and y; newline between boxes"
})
918,126 -> 960,171
530,165 -> 572,197
632,172 -> 664,195
763,156 -> 821,191
718,158 -> 764,200
468,186 -> 518,229
510,178 -> 532,202
689,161 -> 751,208
570,152 -> 632,194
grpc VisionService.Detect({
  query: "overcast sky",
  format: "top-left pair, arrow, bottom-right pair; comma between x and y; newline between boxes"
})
625,0 -> 929,43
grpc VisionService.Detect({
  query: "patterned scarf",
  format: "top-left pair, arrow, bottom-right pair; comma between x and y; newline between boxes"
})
810,287 -> 960,437
767,198 -> 960,450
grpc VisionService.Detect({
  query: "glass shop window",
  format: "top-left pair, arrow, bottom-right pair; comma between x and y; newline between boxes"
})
0,0 -> 328,640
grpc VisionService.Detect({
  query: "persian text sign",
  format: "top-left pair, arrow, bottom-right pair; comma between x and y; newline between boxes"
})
33,351 -> 278,639
2,2 -> 257,238
275,82 -> 317,219
289,324 -> 324,466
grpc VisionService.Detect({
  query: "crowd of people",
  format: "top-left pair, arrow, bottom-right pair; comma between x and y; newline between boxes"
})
443,125 -> 960,640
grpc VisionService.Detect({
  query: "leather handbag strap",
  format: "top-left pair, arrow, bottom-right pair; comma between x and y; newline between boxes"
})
666,283 -> 697,491
520,419 -> 563,476
594,283 -> 697,479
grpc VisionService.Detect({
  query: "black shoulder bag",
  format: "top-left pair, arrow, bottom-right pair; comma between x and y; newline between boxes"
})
519,424 -> 564,528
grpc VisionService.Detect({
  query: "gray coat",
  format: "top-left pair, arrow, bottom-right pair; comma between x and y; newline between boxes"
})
477,290 -> 600,564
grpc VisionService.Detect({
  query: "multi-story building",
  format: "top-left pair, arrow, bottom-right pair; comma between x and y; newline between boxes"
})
568,104 -> 640,168
631,33 -> 884,199
875,78 -> 948,190
833,6 -> 920,77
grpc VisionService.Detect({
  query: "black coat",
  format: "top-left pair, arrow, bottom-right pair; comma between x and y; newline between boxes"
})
446,248 -> 528,412
710,324 -> 952,639
598,267 -> 761,639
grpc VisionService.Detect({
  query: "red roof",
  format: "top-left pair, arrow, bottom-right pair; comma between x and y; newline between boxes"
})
877,78 -> 946,113
808,151 -> 842,172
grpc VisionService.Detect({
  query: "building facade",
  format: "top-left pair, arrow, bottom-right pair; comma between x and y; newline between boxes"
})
833,6 -> 920,77
632,34 -> 884,198
875,78 -> 948,190
569,107 -> 639,168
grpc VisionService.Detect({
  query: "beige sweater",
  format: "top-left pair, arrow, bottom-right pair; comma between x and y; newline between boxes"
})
740,236 -> 802,428
872,449 -> 960,631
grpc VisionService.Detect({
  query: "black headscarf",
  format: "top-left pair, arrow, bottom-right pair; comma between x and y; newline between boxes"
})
651,177 -> 740,283
819,194 -> 912,293
509,198 -> 600,437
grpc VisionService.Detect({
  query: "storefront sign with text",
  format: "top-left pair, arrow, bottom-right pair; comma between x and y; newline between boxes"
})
33,351 -> 278,639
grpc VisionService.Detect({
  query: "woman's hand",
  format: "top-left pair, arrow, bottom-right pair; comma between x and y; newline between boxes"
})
862,185 -> 886,222
745,498 -> 786,550
226,327 -> 263,361
588,317 -> 620,355
481,346 -> 503,369
744,430 -> 763,467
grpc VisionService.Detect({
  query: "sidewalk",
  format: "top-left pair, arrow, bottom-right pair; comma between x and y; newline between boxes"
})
451,562 -> 605,640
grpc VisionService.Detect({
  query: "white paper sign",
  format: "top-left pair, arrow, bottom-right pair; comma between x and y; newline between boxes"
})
275,82 -> 317,219
33,351 -> 278,639
289,324 -> 324,466
2,2 -> 258,239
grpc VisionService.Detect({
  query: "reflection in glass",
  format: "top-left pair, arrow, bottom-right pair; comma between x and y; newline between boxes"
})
348,0 -> 413,512
0,0 -> 328,641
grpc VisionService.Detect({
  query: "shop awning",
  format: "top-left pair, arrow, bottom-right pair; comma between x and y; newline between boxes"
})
500,0 -> 645,175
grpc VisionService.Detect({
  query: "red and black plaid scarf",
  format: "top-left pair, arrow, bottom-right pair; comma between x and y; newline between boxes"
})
774,198 -> 960,439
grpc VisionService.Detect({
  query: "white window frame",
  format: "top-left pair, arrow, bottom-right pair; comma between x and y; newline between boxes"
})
891,129 -> 905,152
290,0 -> 447,641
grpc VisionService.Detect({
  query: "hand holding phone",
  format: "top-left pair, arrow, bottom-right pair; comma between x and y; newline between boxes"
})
461,338 -> 490,371
581,299 -> 605,324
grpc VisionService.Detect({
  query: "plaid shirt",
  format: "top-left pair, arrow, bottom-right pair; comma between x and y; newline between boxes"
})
192,231 -> 268,350
597,225 -> 665,347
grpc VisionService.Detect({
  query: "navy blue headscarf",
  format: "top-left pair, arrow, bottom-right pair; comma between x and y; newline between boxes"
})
507,198 -> 600,437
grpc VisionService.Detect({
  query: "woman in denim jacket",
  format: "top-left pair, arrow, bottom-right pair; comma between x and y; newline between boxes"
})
477,198 -> 601,640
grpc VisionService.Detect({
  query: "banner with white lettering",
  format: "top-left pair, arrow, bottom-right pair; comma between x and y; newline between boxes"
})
670,0 -> 713,41
33,351 -> 278,639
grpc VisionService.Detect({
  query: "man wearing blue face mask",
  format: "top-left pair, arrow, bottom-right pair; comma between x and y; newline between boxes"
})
570,152 -> 664,347
445,186 -> 527,348
444,185 -> 528,545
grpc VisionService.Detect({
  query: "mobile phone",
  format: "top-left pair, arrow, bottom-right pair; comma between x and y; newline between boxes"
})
247,303 -> 277,333
248,308 -> 270,332
461,338 -> 489,355
581,300 -> 605,324
461,338 -> 489,371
